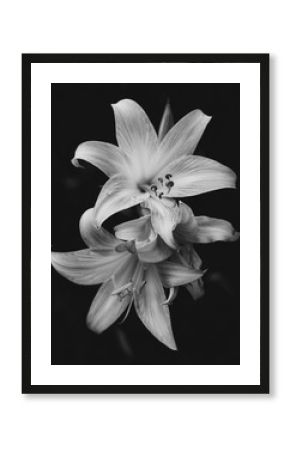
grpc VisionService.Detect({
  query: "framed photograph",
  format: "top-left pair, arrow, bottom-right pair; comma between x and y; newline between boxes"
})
22,53 -> 269,394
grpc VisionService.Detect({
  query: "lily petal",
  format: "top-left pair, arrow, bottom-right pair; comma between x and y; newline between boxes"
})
94,175 -> 149,227
145,197 -> 181,249
157,260 -> 205,288
87,255 -> 137,333
131,261 -> 144,291
175,211 -> 239,244
180,244 -> 202,269
114,215 -> 151,242
134,265 -> 177,350
158,102 -> 174,142
173,202 -> 197,244
112,99 -> 158,156
157,109 -> 211,168
179,201 -> 196,224
192,216 -> 240,243
51,248 -> 132,285
80,208 -> 121,249
72,141 -> 126,177
136,233 -> 172,263
163,155 -> 237,198
86,280 -> 130,333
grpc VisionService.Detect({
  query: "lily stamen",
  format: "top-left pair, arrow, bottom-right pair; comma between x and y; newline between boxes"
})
149,175 -> 175,198
165,180 -> 174,194
112,281 -> 133,300
119,295 -> 135,323
118,280 -> 147,323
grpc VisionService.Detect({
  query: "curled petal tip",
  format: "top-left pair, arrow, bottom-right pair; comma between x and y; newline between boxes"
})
111,99 -> 122,107
111,98 -> 132,107
202,110 -> 212,121
71,157 -> 82,168
193,108 -> 212,122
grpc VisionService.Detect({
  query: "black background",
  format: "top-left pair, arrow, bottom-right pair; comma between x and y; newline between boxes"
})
51,83 -> 240,365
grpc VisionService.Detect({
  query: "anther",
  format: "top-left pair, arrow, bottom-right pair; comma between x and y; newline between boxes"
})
150,185 -> 157,192
157,177 -> 163,185
158,192 -> 164,199
166,181 -> 174,188
165,174 -> 172,179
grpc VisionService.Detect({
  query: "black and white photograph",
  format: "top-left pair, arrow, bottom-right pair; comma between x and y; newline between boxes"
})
51,83 -> 240,365
22,54 -> 269,393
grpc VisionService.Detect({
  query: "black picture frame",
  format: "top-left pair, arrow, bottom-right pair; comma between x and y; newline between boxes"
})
22,53 -> 269,394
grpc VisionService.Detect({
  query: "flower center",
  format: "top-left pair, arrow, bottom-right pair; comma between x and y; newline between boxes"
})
147,173 -> 175,199
112,282 -> 134,299
112,279 -> 146,301
112,278 -> 146,323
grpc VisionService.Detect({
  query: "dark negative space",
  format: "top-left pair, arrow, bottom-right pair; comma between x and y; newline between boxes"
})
51,83 -> 240,365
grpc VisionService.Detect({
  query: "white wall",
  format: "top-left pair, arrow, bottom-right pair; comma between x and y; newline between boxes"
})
0,1 -> 287,449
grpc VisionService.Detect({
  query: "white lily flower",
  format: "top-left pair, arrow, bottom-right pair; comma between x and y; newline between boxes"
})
51,208 -> 204,350
114,198 -> 239,303
72,99 -> 237,248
